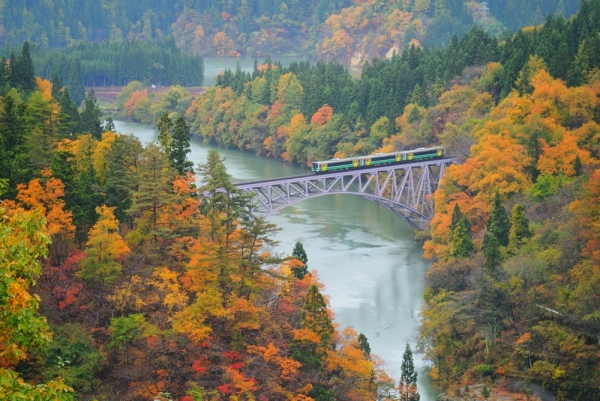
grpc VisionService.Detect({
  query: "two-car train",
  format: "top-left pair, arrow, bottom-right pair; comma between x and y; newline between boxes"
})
310,146 -> 445,173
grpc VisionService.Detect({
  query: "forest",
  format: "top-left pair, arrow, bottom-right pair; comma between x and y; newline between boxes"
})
0,0 -> 581,64
0,40 -> 415,400
3,0 -> 600,400
0,38 -> 204,105
112,1 -> 600,399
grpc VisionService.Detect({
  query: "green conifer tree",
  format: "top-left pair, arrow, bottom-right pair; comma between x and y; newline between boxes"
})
302,285 -> 334,346
66,58 -> 85,105
451,217 -> 474,258
0,94 -> 28,197
104,117 -> 116,132
16,41 -> 36,93
51,72 -> 62,102
58,87 -> 80,137
488,190 -> 511,247
291,241 -> 309,279
508,204 -> 531,250
358,333 -> 371,358
483,232 -> 502,274
7,52 -> 17,88
399,343 -> 420,401
80,90 -> 103,139
169,116 -> 194,175
157,113 -> 173,155
449,203 -> 471,240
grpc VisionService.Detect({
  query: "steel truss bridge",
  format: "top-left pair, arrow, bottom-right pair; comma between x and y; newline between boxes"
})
234,157 -> 457,229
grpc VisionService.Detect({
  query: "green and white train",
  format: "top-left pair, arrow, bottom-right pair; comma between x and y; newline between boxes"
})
310,146 -> 445,173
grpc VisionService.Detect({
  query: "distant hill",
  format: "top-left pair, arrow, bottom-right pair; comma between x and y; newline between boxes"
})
0,0 -> 580,64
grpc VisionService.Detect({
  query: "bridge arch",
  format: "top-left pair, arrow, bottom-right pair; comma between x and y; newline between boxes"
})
234,158 -> 456,229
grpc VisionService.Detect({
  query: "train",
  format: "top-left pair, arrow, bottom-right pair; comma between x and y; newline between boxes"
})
310,146 -> 445,173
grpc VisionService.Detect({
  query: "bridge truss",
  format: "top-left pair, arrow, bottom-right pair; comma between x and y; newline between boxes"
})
234,158 -> 456,229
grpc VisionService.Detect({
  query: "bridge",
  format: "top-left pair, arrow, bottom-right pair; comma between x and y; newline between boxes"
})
234,157 -> 456,229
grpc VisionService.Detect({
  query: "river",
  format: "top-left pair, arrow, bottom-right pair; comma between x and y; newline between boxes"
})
113,120 -> 440,400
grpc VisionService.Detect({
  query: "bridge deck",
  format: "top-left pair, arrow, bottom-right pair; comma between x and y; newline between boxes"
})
233,157 -> 456,229
234,157 -> 455,189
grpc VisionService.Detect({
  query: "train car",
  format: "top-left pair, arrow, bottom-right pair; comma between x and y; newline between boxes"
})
311,146 -> 444,173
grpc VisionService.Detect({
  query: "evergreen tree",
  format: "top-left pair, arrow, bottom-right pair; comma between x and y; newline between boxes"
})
80,89 -> 103,139
104,117 -> 115,132
451,217 -> 474,258
488,190 -> 511,247
508,204 -> 531,250
103,134 -> 143,223
291,241 -> 309,279
157,113 -> 173,154
302,285 -> 334,346
449,203 -> 471,239
358,333 -> 371,358
7,52 -> 17,88
51,150 -> 103,245
16,41 -> 36,93
483,232 -> 502,274
51,72 -> 62,101
0,94 -> 28,197
449,203 -> 463,233
399,343 -> 419,401
66,58 -> 85,105
58,87 -> 80,136
169,116 -> 194,175
291,283 -> 334,373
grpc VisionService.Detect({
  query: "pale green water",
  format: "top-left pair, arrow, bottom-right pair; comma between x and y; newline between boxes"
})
202,56 -> 309,86
114,119 -> 441,400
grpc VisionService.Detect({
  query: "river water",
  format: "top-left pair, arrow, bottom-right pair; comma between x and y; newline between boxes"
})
113,120 -> 440,400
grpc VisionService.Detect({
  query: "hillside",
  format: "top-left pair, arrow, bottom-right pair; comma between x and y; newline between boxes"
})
113,1 -> 600,398
0,53 -> 398,400
0,0 -> 580,63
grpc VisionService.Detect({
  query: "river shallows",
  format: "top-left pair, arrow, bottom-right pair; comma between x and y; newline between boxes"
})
114,119 -> 440,400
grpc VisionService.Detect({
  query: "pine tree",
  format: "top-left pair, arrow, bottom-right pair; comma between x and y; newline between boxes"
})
450,203 -> 463,233
488,190 -> 511,247
358,333 -> 371,358
58,87 -> 80,137
483,232 -> 502,273
449,203 -> 470,239
103,134 -> 143,223
291,241 -> 309,279
66,58 -> 85,105
16,41 -> 36,93
80,90 -> 103,139
508,204 -> 531,250
157,113 -> 173,154
0,94 -> 28,197
104,117 -> 115,132
451,217 -> 474,258
7,52 -> 17,88
169,116 -> 194,175
399,343 -> 420,401
302,285 -> 334,346
51,72 -> 62,101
